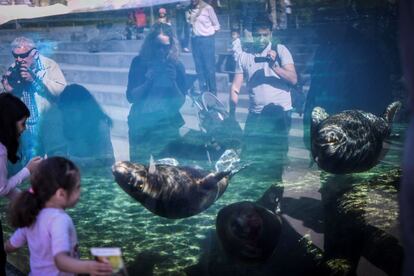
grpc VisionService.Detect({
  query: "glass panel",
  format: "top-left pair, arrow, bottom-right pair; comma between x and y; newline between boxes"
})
0,0 -> 407,275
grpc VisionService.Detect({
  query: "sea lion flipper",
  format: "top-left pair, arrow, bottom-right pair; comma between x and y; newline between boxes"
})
199,171 -> 231,189
383,101 -> 402,124
149,155 -> 156,174
311,107 -> 329,128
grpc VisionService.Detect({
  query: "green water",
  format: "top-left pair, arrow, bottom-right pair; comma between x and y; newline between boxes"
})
0,124 -> 406,275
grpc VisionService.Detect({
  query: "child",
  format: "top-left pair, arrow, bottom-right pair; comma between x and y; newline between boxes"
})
4,157 -> 113,276
0,93 -> 42,275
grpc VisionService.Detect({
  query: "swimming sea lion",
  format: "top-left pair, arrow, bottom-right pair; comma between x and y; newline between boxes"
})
311,101 -> 401,174
216,201 -> 282,262
112,155 -> 240,219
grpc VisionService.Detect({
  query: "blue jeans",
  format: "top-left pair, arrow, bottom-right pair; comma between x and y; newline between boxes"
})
191,35 -> 217,94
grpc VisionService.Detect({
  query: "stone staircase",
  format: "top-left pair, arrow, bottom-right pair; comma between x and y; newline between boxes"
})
0,18 -> 317,162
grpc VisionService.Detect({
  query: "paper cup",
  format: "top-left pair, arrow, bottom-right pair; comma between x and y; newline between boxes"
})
90,247 -> 124,273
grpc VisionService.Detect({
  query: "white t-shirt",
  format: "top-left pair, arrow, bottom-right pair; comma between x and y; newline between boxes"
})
10,208 -> 79,276
233,39 -> 295,113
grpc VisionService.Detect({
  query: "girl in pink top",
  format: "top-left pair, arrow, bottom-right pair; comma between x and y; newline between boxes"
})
0,93 -> 42,274
5,157 -> 113,276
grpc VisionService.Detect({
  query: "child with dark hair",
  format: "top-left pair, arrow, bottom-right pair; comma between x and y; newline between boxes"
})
58,84 -> 115,166
0,93 -> 42,275
4,157 -> 113,276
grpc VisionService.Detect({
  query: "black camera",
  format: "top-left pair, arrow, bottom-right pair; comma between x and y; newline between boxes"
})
5,62 -> 25,91
254,56 -> 273,63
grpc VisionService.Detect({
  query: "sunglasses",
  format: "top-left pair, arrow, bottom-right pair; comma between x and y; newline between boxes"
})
12,48 -> 36,59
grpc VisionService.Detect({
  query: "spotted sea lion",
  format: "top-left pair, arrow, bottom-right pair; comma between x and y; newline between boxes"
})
112,154 -> 241,219
311,101 -> 401,174
216,201 -> 282,262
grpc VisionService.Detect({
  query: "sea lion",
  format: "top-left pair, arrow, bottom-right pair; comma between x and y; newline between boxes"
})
311,101 -> 401,174
216,201 -> 283,262
112,155 -> 240,219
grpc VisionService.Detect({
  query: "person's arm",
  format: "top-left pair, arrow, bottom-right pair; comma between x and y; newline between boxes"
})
0,153 -> 42,199
55,253 -> 113,276
207,5 -> 220,32
229,73 -> 243,118
231,35 -> 252,68
272,63 -> 297,85
35,59 -> 67,98
4,240 -> 19,253
267,45 -> 298,85
125,56 -> 149,103
0,150 -> 28,198
6,228 -> 27,254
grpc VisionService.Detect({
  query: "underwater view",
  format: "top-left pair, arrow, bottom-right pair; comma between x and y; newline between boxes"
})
0,0 -> 410,275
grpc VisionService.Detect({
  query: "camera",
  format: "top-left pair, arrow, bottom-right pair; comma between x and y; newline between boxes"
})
254,56 -> 273,63
5,62 -> 25,91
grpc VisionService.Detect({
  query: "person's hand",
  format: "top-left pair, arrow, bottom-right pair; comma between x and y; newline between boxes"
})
267,50 -> 277,63
26,156 -> 43,174
19,63 -> 35,83
86,260 -> 113,276
1,73 -> 13,92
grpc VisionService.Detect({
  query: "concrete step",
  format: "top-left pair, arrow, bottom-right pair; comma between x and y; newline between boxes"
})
60,63 -> 230,92
51,50 -> 314,75
81,82 -> 249,111
57,40 -> 144,52
52,51 -> 136,68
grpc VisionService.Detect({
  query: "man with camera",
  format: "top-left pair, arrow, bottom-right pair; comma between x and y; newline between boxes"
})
1,37 -> 67,163
229,16 -> 297,196
229,16 -> 297,133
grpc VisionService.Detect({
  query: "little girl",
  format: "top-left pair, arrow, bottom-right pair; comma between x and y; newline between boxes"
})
5,157 -> 113,276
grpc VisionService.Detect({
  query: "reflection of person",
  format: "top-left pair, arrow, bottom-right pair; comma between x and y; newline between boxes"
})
187,0 -> 220,95
240,0 -> 268,40
126,8 -> 146,40
399,0 -> 414,275
1,37 -> 66,164
0,93 -> 42,275
230,16 -> 295,203
5,157 -> 113,276
157,7 -> 171,25
230,16 -> 297,134
176,1 -> 191,52
126,23 -> 187,163
58,84 -> 115,166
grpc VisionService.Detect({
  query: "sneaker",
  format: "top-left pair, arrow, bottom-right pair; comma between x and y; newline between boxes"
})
183,47 -> 190,53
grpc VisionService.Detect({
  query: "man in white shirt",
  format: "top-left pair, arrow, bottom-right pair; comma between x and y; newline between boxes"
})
187,0 -> 220,95
229,16 -> 297,191
230,16 -> 297,133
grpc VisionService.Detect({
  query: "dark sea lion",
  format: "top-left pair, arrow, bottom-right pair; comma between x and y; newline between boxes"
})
112,156 -> 238,219
311,101 -> 401,174
216,201 -> 282,262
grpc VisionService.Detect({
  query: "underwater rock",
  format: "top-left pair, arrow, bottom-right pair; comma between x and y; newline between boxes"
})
112,156 -> 238,219
321,168 -> 403,275
311,101 -> 401,174
216,201 -> 282,262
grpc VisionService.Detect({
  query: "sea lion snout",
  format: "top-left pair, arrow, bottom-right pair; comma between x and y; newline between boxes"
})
317,126 -> 346,147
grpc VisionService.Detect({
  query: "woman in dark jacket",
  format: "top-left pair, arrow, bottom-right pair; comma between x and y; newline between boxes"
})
126,23 -> 187,163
